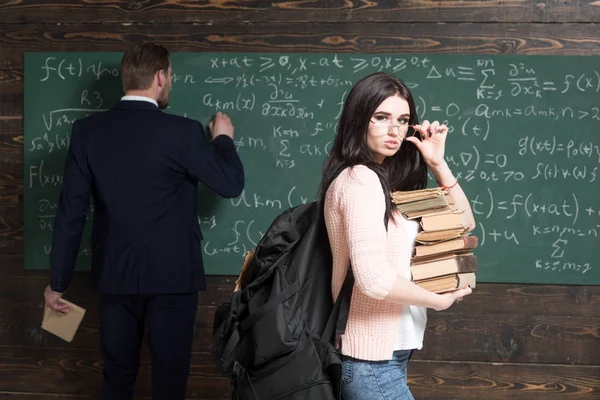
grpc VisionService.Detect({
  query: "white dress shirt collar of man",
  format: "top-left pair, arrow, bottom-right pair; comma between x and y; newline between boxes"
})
121,95 -> 158,107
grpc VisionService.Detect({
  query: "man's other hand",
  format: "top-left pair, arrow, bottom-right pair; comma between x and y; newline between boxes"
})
44,285 -> 70,313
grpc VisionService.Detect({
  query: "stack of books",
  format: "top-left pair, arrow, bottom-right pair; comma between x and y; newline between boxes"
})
392,187 -> 478,293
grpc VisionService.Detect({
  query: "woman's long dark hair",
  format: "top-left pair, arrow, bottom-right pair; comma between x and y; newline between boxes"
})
318,72 -> 428,225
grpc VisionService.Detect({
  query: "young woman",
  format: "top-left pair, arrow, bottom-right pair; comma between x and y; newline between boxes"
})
319,72 -> 475,399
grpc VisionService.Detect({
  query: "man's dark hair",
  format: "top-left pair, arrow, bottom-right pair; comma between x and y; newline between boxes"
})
120,41 -> 170,91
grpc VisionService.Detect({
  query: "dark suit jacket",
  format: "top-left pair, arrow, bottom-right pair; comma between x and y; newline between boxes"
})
49,100 -> 244,294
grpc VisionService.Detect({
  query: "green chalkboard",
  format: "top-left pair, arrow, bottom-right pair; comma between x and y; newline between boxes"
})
24,52 -> 600,285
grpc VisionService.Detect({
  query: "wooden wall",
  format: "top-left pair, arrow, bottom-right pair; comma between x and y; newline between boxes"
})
1,1 -> 599,399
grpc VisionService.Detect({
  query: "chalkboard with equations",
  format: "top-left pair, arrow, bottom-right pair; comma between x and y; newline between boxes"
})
24,52 -> 600,285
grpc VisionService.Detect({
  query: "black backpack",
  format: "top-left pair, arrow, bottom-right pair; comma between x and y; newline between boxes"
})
212,201 -> 354,400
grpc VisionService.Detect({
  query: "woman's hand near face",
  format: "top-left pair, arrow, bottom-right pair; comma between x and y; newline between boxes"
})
406,119 -> 477,232
404,119 -> 448,167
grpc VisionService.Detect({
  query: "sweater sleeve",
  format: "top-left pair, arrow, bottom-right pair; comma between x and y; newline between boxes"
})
338,166 -> 398,300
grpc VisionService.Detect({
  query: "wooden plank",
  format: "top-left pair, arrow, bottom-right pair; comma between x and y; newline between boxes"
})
458,283 -> 600,317
0,345 -> 598,399
409,360 -> 600,399
0,254 -> 22,270
0,207 -> 21,254
0,69 -> 21,83
0,119 -> 22,155
2,23 -> 600,73
1,1 -> 600,23
0,394 -> 91,399
0,115 -> 21,254
415,312 -> 600,364
0,203 -> 21,247
0,120 -> 25,253
0,175 -> 22,211
0,346 -> 231,399
0,70 -> 22,115
0,119 -> 23,226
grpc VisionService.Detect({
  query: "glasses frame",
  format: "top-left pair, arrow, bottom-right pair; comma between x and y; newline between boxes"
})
369,117 -> 414,139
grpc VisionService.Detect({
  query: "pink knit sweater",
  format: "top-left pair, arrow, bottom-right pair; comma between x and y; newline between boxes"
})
324,165 -> 408,361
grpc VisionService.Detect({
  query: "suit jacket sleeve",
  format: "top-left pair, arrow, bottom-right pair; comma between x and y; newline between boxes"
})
50,121 -> 92,293
185,122 -> 245,198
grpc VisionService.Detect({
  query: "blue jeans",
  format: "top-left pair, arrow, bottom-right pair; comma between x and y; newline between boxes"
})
341,350 -> 414,400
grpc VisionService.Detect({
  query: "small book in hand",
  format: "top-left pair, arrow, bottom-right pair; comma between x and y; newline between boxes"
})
41,299 -> 86,343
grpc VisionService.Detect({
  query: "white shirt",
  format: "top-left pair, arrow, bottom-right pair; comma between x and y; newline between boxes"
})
121,95 -> 158,107
394,217 -> 427,350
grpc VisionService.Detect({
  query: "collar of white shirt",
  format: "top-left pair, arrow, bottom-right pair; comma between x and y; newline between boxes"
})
121,95 -> 158,107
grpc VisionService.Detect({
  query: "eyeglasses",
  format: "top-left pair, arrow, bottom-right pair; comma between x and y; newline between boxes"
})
369,117 -> 411,138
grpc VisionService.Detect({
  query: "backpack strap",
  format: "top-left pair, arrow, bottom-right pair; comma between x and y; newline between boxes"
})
239,281 -> 300,334
320,268 -> 354,343
221,328 -> 240,364
220,281 -> 301,363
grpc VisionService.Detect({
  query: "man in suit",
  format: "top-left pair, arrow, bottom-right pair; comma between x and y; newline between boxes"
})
43,41 -> 245,399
